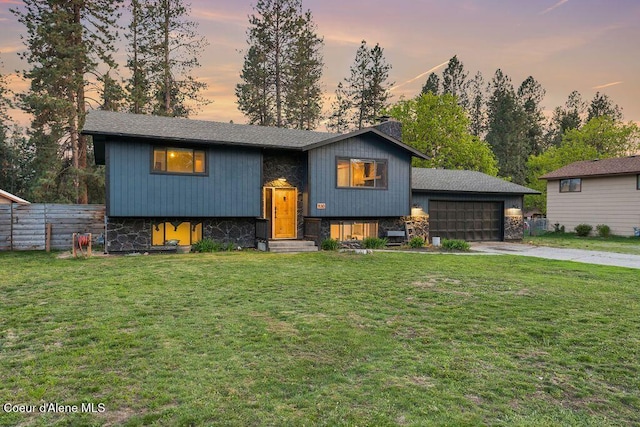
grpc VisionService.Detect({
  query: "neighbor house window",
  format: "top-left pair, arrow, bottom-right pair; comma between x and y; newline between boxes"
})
153,147 -> 206,174
337,158 -> 387,189
330,221 -> 378,241
152,221 -> 202,246
637,175 -> 639,190
560,178 -> 581,193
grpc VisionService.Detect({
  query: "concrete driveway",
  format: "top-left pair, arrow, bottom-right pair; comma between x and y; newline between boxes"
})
470,242 -> 640,270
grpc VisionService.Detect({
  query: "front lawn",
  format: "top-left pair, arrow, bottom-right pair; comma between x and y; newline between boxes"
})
527,233 -> 640,255
1,251 -> 639,426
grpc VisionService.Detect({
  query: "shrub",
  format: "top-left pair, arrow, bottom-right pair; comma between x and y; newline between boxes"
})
362,237 -> 388,249
321,238 -> 340,251
192,238 -> 217,252
596,224 -> 611,238
553,223 -> 566,233
409,236 -> 425,248
441,239 -> 471,252
192,238 -> 235,252
574,224 -> 593,237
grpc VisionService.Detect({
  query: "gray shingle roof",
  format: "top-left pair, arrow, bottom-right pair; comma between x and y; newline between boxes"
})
83,111 -> 428,159
83,110 -> 336,149
412,168 -> 540,194
539,156 -> 640,180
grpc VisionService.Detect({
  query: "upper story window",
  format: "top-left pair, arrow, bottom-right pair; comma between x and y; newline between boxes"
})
337,158 -> 387,189
560,178 -> 581,193
637,175 -> 640,190
153,147 -> 206,174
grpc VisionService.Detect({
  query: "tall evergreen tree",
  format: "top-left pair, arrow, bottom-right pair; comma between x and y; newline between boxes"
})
237,0 -> 323,128
326,82 -> 350,133
467,71 -> 485,137
284,10 -> 324,130
421,73 -> 440,95
127,0 -> 209,117
99,71 -> 126,112
587,91 -> 623,122
517,76 -> 546,155
485,69 -> 529,184
442,55 -> 468,107
237,45 -> 274,126
12,0 -> 121,203
125,0 -> 151,114
546,90 -> 585,147
343,40 -> 393,129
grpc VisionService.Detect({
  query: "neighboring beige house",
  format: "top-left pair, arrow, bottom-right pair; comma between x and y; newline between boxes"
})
540,156 -> 640,236
0,189 -> 30,205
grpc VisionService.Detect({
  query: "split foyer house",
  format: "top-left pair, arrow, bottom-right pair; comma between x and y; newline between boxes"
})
541,155 -> 640,236
82,110 -> 538,253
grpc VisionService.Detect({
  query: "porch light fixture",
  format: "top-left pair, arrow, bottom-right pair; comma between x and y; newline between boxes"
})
411,205 -> 427,217
506,205 -> 522,216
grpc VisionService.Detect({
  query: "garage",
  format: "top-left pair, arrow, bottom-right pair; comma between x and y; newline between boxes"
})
429,200 -> 503,241
411,168 -> 540,242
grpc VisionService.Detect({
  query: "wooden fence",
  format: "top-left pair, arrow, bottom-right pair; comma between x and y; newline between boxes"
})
0,204 -> 105,251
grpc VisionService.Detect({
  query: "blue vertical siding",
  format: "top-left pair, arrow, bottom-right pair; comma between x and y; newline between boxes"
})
107,140 -> 261,217
308,135 -> 412,217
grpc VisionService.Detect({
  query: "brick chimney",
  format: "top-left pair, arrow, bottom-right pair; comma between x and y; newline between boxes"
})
374,116 -> 402,141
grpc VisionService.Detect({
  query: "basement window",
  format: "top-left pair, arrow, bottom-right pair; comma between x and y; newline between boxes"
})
560,178 -> 581,193
330,221 -> 378,241
152,221 -> 202,246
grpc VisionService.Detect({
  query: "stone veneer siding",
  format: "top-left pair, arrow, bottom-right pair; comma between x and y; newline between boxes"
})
106,217 -> 256,253
504,215 -> 524,241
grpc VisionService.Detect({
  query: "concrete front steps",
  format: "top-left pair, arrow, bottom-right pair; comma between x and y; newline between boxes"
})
267,240 -> 318,253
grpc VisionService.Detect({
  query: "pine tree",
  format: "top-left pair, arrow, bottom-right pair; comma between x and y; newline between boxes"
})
467,71 -> 485,137
366,43 -> 393,126
237,0 -> 323,129
587,91 -> 623,122
517,76 -> 546,155
421,73 -> 440,95
12,0 -> 121,203
284,10 -> 324,130
236,45 -> 275,126
127,0 -> 209,117
343,40 -> 393,129
99,71 -> 126,112
442,55 -> 468,106
546,90 -> 585,147
485,69 -> 529,184
125,0 -> 151,114
326,82 -> 350,133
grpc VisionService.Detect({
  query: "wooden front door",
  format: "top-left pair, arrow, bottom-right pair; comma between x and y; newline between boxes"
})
264,187 -> 297,239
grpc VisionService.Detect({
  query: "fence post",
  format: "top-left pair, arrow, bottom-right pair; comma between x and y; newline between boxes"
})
10,203 -> 13,251
46,223 -> 52,252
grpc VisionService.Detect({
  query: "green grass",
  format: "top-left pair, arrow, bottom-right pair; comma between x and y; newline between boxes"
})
1,251 -> 639,426
527,233 -> 640,255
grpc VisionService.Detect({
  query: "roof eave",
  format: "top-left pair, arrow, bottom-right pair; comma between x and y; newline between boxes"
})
82,130 -> 307,151
412,188 -> 541,195
540,171 -> 640,180
302,128 -> 429,159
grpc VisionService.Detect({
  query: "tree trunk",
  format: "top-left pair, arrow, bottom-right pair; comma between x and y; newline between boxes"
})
73,2 -> 88,204
163,0 -> 171,115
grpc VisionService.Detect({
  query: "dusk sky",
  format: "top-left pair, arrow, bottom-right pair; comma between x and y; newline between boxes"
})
1,0 -> 639,128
